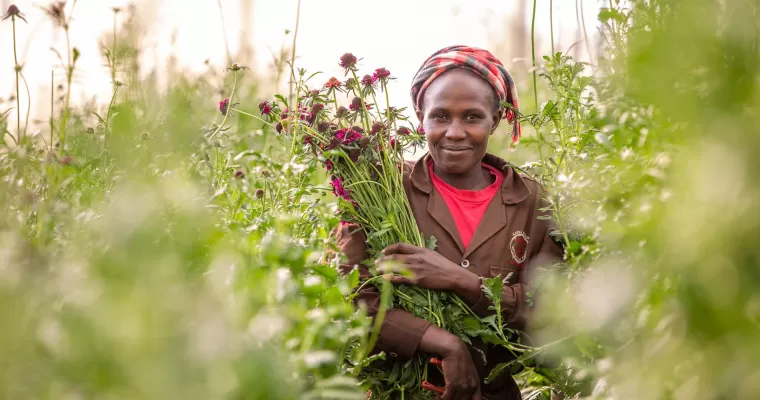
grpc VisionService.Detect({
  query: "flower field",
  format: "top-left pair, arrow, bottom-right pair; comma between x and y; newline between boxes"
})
2,0 -> 760,399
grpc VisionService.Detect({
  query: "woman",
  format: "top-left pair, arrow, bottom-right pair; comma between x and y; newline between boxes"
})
336,46 -> 565,400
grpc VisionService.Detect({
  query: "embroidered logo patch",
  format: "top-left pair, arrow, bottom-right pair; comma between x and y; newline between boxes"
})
509,230 -> 529,266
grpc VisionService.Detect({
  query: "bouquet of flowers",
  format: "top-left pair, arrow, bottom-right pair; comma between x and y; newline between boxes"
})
227,53 -> 539,399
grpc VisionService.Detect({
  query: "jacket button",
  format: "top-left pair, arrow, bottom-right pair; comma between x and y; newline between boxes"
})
389,352 -> 398,358
460,259 -> 470,268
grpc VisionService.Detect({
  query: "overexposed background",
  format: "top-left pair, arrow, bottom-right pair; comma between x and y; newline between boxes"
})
0,0 -> 603,134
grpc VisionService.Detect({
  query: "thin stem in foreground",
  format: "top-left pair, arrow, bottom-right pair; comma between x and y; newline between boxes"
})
12,17 -> 21,141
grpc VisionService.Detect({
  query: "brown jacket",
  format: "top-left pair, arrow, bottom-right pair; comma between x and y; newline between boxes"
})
335,152 -> 564,399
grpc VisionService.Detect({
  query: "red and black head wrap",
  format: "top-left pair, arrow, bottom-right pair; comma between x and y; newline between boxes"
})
411,45 -> 521,143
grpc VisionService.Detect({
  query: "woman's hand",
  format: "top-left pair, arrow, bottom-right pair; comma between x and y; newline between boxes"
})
419,326 -> 481,400
377,243 -> 465,291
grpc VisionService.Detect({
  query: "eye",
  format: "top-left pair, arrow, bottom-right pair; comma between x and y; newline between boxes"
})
432,113 -> 448,121
465,113 -> 482,121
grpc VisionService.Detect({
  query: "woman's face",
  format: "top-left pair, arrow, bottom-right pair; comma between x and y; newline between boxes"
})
417,69 -> 501,176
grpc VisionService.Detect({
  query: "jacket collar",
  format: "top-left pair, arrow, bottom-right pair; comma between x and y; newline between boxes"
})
408,152 -> 533,205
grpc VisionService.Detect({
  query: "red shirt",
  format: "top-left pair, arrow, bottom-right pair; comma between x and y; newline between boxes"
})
429,161 -> 504,249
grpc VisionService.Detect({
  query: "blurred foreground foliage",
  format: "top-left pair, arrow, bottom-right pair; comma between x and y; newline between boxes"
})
1,0 -> 759,399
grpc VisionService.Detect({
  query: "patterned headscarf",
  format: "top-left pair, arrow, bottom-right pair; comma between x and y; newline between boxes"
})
411,45 -> 521,143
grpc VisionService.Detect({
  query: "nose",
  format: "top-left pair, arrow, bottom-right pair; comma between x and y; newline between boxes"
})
445,119 -> 466,140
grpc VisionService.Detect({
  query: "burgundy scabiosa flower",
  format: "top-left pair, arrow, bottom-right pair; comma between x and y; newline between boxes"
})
3,4 -> 27,22
219,98 -> 230,115
370,122 -> 385,135
336,106 -> 349,118
339,53 -> 358,69
275,122 -> 283,133
331,177 -> 350,200
373,67 -> 391,80
312,103 -> 324,114
397,127 -> 411,136
234,169 -> 245,179
258,101 -> 271,115
361,74 -> 376,88
335,129 -> 361,145
349,97 -> 363,111
325,77 -> 342,89
325,160 -> 334,171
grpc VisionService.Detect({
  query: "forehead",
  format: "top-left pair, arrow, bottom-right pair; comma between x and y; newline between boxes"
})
423,69 -> 494,109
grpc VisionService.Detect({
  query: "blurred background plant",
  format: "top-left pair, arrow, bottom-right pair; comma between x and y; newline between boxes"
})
1,0 -> 759,399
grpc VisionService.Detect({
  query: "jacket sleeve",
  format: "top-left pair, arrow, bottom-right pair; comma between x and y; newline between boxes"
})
332,222 -> 432,360
469,191 -> 565,331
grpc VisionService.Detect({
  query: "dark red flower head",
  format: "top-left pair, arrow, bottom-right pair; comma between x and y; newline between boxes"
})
219,98 -> 230,115
336,106 -> 349,118
312,103 -> 324,114
325,77 -> 342,89
339,53 -> 358,69
234,169 -> 245,179
258,101 -> 271,115
317,121 -> 331,133
275,122 -> 283,133
361,74 -> 377,88
370,122 -> 385,135
373,68 -> 391,80
397,127 -> 411,136
350,97 -> 363,111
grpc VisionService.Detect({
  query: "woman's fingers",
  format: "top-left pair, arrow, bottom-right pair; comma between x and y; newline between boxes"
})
382,242 -> 421,255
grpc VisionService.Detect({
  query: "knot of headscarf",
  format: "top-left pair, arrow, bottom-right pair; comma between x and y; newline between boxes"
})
410,45 -> 521,143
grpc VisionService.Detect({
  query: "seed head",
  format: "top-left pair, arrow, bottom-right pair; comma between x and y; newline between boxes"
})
397,127 -> 411,136
370,122 -> 385,135
317,121 -> 331,133
275,122 -> 283,133
234,169 -> 245,179
311,103 -> 324,114
3,4 -> 27,23
351,126 -> 364,134
339,53 -> 357,70
261,169 -> 271,178
140,132 -> 151,140
336,106 -> 349,118
359,136 -> 370,148
255,188 -> 265,198
225,63 -> 249,72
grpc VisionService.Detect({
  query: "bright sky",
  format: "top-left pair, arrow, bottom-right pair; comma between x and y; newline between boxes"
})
0,0 -> 602,134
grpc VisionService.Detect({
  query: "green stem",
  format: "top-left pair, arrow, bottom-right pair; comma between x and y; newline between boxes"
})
208,71 -> 239,140
530,0 -> 547,174
50,70 -> 54,152
104,86 -> 120,148
288,0 -> 302,102
550,0 -> 555,54
12,17 -> 21,142
20,72 -> 31,140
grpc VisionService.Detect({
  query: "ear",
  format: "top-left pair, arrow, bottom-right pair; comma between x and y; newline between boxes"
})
490,110 -> 503,135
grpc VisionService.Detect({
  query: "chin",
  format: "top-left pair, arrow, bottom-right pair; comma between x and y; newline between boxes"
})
433,155 -> 474,175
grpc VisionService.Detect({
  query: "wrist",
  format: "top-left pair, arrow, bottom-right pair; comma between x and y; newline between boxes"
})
419,325 -> 464,357
452,270 -> 483,301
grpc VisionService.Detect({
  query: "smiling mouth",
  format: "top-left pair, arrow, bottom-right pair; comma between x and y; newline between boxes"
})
442,147 -> 472,152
